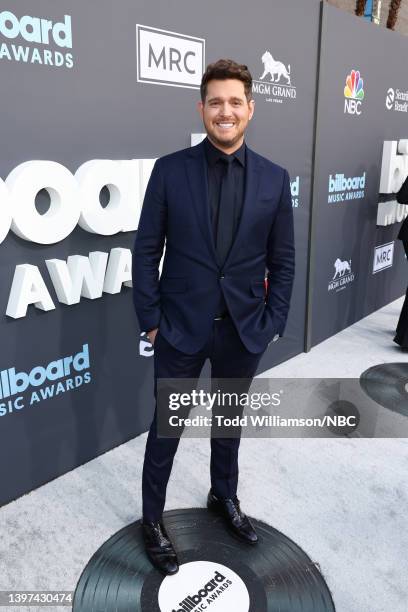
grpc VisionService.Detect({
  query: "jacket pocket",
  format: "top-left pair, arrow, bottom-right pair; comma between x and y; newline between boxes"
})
258,193 -> 278,205
160,277 -> 188,293
251,280 -> 266,297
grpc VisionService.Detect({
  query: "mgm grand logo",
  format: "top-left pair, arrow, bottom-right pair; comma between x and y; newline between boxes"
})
328,258 -> 355,293
252,51 -> 296,104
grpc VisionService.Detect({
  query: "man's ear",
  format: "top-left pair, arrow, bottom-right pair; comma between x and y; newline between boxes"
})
248,99 -> 255,120
197,100 -> 204,119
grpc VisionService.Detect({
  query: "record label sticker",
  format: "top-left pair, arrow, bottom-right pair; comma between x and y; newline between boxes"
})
158,561 -> 250,612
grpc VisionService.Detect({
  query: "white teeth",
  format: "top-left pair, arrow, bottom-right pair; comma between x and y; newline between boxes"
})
218,123 -> 234,128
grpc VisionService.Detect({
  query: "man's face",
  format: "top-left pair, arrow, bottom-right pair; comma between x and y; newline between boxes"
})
198,79 -> 255,152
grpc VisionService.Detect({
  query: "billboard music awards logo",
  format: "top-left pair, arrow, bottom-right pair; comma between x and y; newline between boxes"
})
328,258 -> 355,293
291,176 -> 300,208
0,10 -> 73,68
0,158 -> 158,320
373,242 -> 394,274
344,70 -> 364,115
139,332 -> 154,357
385,87 -> 408,113
327,171 -> 366,203
252,50 -> 296,104
0,344 -> 91,418
158,561 -> 250,612
136,24 -> 205,89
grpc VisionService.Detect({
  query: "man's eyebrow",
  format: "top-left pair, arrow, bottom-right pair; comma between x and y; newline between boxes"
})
207,96 -> 244,102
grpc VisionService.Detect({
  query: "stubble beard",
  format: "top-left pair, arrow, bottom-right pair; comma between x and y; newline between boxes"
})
208,132 -> 243,150
204,119 -> 245,151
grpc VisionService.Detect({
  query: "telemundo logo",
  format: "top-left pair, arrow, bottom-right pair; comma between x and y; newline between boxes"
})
0,10 -> 73,68
0,344 -> 91,417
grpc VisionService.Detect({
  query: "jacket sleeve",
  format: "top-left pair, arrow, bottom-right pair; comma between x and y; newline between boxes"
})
397,175 -> 408,204
398,216 -> 408,244
265,169 -> 295,336
132,159 -> 167,332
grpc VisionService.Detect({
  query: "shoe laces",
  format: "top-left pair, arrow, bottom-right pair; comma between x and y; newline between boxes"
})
230,496 -> 244,522
152,522 -> 170,546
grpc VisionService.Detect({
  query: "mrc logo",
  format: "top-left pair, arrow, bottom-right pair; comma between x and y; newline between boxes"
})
373,242 -> 394,274
136,24 -> 205,90
344,69 -> 364,115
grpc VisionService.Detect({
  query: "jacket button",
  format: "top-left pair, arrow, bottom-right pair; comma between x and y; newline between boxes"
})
219,275 -> 225,280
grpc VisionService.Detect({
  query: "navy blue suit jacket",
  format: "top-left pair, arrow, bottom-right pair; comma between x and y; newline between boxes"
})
132,140 -> 295,354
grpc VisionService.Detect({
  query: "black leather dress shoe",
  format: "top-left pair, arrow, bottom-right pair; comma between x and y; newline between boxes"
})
207,489 -> 258,544
142,520 -> 179,575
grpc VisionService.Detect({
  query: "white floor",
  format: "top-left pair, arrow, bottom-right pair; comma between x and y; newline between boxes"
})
1,297 -> 407,612
261,296 -> 407,378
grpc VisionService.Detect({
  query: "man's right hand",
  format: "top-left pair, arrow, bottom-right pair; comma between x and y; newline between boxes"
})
147,328 -> 159,345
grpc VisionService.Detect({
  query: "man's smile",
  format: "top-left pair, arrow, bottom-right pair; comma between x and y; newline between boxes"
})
215,121 -> 236,130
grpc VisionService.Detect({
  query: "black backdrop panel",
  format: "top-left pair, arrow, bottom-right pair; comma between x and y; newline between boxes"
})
0,0 -> 319,506
311,4 -> 408,346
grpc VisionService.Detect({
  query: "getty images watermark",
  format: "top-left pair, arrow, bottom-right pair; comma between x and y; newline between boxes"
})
156,378 -> 408,438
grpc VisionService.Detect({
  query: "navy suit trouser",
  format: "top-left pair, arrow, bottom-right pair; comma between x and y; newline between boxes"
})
142,316 -> 265,522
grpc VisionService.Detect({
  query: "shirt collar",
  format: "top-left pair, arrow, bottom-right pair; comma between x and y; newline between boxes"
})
204,137 -> 246,167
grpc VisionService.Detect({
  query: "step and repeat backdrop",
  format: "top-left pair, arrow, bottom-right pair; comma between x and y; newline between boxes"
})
0,0 -> 320,506
311,4 -> 408,346
1,1 -> 407,505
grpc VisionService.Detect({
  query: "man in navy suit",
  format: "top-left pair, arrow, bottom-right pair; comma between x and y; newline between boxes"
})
132,59 -> 295,574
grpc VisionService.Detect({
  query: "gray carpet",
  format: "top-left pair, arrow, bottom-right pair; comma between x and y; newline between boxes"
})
1,297 -> 407,612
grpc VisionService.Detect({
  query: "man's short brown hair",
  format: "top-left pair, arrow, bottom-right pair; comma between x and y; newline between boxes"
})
200,59 -> 253,102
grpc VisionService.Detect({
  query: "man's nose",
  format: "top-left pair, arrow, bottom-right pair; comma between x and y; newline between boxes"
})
219,102 -> 233,116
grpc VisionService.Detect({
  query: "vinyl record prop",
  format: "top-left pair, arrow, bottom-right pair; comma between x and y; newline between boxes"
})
73,508 -> 335,611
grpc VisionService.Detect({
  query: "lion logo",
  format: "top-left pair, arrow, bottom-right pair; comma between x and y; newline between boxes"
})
333,258 -> 352,279
260,51 -> 291,85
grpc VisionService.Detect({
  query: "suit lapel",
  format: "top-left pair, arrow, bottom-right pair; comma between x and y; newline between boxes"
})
185,142 -> 261,270
185,142 -> 218,264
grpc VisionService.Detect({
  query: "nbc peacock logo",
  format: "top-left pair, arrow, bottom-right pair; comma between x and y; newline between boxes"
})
344,69 -> 364,115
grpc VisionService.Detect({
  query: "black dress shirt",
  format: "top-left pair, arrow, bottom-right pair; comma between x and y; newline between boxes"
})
203,137 -> 246,247
204,137 -> 246,315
